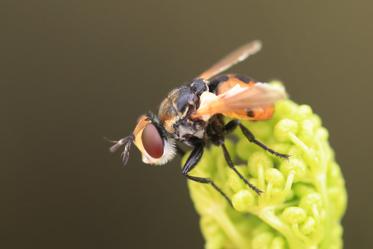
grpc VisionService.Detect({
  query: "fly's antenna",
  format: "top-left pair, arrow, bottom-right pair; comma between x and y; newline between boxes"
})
106,115 -> 149,166
105,135 -> 135,166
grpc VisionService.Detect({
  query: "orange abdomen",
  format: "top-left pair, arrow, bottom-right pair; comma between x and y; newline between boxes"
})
213,74 -> 274,121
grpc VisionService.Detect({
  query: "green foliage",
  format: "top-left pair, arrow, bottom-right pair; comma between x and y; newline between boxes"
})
185,85 -> 347,249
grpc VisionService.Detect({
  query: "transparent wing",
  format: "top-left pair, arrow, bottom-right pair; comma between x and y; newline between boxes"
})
198,40 -> 262,80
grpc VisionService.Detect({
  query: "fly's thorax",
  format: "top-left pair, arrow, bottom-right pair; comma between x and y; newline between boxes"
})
158,79 -> 208,134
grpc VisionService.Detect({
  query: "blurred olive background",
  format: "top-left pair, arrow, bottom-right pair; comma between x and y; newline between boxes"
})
1,1 -> 372,248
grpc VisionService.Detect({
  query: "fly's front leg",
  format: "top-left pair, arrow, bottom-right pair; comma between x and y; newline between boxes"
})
221,143 -> 263,194
182,143 -> 232,206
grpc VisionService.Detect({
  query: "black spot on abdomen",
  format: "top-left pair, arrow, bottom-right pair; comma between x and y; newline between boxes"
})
246,109 -> 255,117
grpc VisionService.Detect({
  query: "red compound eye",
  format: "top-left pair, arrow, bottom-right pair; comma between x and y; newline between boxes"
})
141,123 -> 164,158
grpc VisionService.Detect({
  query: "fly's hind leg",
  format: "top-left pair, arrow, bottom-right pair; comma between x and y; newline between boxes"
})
224,120 -> 240,134
221,143 -> 262,194
182,143 -> 232,206
239,123 -> 289,159
224,119 -> 289,159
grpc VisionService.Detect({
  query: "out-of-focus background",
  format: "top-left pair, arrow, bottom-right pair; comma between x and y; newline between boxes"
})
1,1 -> 372,248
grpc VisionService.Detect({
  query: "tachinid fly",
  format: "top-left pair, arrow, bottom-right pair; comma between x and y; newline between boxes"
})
108,41 -> 288,205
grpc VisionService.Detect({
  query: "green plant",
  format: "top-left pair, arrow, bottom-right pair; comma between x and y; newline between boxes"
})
185,83 -> 347,249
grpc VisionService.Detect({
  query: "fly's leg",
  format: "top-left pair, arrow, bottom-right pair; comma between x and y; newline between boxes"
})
224,120 -> 289,159
182,143 -> 232,206
224,120 -> 240,134
221,143 -> 263,194
239,124 -> 289,159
